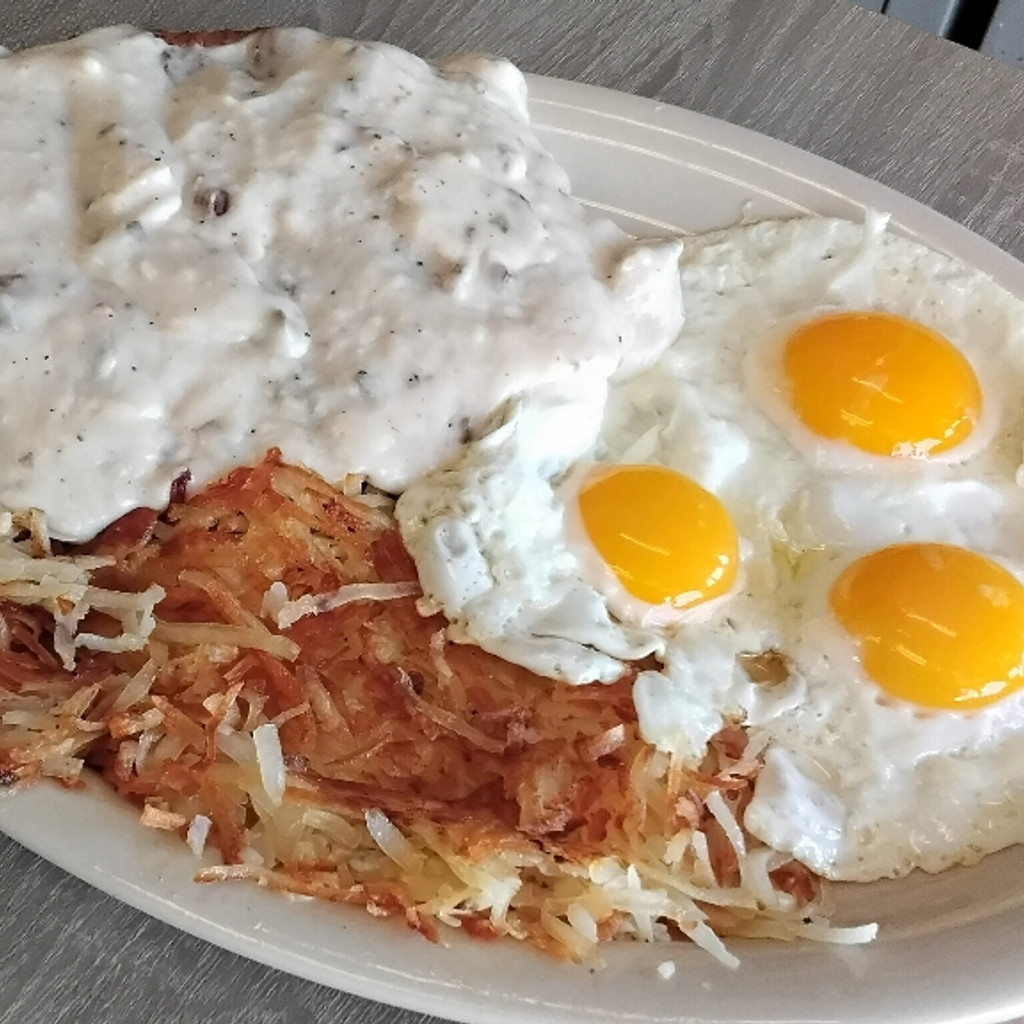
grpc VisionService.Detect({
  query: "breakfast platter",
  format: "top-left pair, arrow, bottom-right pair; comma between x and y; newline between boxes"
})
2,31 -> 1024,1024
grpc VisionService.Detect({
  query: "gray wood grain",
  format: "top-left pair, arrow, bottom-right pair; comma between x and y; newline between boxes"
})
2,1 -> 1024,1022
0,837 -> 441,1024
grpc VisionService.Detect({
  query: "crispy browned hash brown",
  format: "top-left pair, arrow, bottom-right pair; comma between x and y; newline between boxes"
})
0,452 -> 839,963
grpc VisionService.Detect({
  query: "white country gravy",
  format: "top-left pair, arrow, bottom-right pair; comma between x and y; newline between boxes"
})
0,26 -> 683,541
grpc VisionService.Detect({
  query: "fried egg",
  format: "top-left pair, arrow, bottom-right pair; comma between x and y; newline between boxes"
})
396,381 -> 672,683
741,542 -> 1024,881
399,212 -> 1024,882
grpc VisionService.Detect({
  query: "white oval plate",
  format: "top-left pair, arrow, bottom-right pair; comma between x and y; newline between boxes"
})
3,73 -> 1024,1024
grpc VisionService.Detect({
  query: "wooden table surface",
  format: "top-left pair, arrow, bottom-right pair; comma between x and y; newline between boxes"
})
2,1 -> 1024,1022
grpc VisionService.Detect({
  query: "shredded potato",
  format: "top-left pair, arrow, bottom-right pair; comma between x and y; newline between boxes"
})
0,451 -> 873,962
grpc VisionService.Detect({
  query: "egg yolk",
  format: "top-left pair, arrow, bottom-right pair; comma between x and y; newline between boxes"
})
783,312 -> 982,457
830,543 -> 1024,710
577,464 -> 739,609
